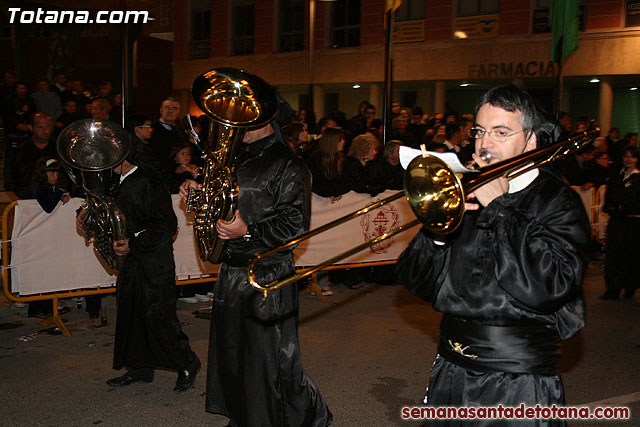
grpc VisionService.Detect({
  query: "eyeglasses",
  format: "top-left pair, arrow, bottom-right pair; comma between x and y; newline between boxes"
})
137,124 -> 152,128
468,127 -> 526,143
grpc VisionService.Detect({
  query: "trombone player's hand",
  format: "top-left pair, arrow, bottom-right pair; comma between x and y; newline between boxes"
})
216,209 -> 248,240
179,179 -> 200,201
465,152 -> 509,210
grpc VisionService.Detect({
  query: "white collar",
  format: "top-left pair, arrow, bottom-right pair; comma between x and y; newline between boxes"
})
119,166 -> 138,184
508,168 -> 539,193
443,140 -> 459,151
623,168 -> 639,180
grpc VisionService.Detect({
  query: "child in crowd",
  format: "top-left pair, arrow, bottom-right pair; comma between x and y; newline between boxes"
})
171,143 -> 199,191
27,157 -> 70,317
31,157 -> 70,213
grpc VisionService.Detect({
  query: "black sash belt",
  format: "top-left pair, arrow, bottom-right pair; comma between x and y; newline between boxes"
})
438,315 -> 560,376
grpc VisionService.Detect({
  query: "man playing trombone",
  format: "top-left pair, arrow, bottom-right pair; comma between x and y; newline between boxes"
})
396,85 -> 590,425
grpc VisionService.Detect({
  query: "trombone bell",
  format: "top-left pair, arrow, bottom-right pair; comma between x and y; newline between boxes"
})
404,155 -> 465,234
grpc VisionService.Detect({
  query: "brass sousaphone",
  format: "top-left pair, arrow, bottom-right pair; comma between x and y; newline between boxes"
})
187,68 -> 279,263
57,119 -> 130,270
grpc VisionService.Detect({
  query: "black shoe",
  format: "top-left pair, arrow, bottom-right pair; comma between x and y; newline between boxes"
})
174,356 -> 201,393
106,372 -> 153,387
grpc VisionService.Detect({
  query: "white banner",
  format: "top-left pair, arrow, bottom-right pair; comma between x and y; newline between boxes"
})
9,191 -> 420,295
295,190 -> 420,266
10,196 -> 218,295
10,198 -> 117,295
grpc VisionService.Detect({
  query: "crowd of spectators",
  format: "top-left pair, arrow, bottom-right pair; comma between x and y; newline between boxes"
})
1,67 -> 638,299
283,102 -> 640,203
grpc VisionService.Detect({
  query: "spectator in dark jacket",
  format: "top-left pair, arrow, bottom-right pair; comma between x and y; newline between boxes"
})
5,113 -> 59,197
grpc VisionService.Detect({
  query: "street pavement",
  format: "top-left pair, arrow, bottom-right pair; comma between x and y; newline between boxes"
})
0,257 -> 638,426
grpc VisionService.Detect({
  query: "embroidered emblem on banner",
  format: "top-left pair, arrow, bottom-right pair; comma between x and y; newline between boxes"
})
359,200 -> 399,253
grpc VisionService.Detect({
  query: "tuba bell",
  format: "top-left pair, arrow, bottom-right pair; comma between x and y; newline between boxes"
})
187,67 -> 279,263
56,119 -> 130,270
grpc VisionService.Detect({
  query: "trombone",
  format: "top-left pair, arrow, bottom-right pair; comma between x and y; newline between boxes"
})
247,126 -> 600,297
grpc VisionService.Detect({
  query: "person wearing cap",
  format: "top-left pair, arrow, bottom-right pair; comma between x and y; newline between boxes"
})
31,157 -> 70,213
78,146 -> 201,393
180,93 -> 332,426
396,85 -> 590,423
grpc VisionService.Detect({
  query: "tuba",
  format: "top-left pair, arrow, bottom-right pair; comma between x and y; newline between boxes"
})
57,119 -> 130,270
187,68 -> 279,263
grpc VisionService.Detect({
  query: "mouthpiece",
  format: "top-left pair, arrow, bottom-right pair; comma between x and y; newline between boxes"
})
466,149 -> 492,170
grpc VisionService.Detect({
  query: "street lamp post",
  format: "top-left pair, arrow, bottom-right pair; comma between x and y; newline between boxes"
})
309,0 -> 316,112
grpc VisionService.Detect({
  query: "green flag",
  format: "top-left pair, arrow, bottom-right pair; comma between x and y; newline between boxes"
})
549,0 -> 579,63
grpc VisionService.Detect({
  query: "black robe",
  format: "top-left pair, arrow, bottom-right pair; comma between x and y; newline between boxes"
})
205,134 -> 331,427
396,169 -> 590,426
113,168 -> 197,371
603,170 -> 640,297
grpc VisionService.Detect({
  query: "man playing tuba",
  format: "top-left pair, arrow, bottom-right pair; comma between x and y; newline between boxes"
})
180,70 -> 332,426
77,144 -> 201,393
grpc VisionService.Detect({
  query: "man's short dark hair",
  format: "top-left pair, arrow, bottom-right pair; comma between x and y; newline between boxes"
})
624,145 -> 639,159
577,144 -> 595,156
162,96 -> 180,104
126,114 -> 151,134
92,97 -> 112,113
384,140 -> 401,158
445,123 -> 462,140
459,116 -> 473,126
30,112 -> 52,126
476,85 -> 559,147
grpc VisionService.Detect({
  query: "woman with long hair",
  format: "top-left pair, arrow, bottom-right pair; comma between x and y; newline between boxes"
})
283,122 -> 309,158
305,127 -> 355,197
304,127 -> 364,295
